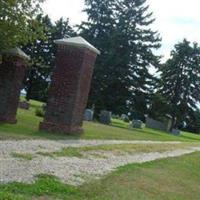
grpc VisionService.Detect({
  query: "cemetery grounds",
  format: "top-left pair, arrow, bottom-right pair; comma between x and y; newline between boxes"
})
1,100 -> 200,199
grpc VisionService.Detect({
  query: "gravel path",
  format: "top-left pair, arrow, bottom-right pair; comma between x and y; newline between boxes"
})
0,139 -> 199,185
0,139 -> 181,157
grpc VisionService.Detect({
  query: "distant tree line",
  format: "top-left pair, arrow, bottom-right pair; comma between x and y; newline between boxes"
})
1,0 -> 200,133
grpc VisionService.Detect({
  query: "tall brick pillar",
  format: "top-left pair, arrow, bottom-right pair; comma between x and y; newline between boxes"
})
0,48 -> 29,123
40,36 -> 100,134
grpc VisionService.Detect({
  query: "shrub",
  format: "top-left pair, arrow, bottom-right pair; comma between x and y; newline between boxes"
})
35,107 -> 45,117
123,117 -> 130,123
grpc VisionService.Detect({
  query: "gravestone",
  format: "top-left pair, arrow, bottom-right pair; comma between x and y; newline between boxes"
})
84,109 -> 94,121
132,120 -> 143,129
171,129 -> 181,136
121,114 -> 129,122
121,114 -> 127,120
18,101 -> 30,110
165,114 -> 172,132
39,36 -> 100,134
145,116 -> 167,131
0,48 -> 29,123
100,110 -> 111,125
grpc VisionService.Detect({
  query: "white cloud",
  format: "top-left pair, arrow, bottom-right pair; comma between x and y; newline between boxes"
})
42,0 -> 87,25
42,0 -> 200,60
147,0 -> 200,59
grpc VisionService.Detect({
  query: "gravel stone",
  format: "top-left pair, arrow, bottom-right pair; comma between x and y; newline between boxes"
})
0,139 -> 199,185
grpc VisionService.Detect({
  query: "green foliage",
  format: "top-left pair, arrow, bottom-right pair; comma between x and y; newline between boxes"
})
35,107 -> 44,117
80,0 -> 161,118
22,15 -> 76,101
148,93 -> 170,121
159,39 -> 200,131
184,110 -> 200,134
0,0 -> 45,51
123,116 -> 130,123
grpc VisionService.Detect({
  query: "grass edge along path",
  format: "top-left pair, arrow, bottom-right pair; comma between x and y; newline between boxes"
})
35,142 -> 199,158
1,151 -> 200,200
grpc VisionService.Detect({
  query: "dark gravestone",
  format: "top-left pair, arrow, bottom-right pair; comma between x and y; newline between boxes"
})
100,110 -> 111,125
40,36 -> 100,134
145,116 -> 167,131
132,120 -> 143,129
171,129 -> 181,136
0,48 -> 29,123
18,101 -> 30,110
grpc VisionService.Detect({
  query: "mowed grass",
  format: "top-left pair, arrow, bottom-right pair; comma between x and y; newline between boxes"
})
1,152 -> 200,200
1,99 -> 200,200
0,99 -> 200,142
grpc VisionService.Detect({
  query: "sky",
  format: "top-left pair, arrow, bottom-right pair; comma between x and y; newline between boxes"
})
43,0 -> 200,60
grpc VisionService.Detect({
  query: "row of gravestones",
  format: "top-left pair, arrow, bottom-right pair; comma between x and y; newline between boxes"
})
84,109 -> 112,124
2,38 -> 179,136
84,110 -> 180,136
84,110 -> 143,129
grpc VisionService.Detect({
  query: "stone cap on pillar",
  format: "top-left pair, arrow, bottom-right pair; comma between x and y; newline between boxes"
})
3,48 -> 30,60
54,36 -> 100,55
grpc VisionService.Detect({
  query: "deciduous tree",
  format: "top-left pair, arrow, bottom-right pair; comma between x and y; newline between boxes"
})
0,0 -> 45,51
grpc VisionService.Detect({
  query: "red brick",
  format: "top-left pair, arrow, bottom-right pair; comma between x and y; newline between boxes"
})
0,55 -> 27,123
40,44 -> 98,134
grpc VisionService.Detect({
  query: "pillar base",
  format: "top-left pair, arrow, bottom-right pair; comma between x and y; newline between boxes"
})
39,122 -> 84,135
0,116 -> 17,124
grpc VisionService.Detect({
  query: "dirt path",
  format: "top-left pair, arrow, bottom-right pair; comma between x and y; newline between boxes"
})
0,140 -> 199,185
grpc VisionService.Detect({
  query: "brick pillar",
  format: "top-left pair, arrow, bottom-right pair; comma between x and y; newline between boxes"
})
0,48 -> 29,123
40,36 -> 100,134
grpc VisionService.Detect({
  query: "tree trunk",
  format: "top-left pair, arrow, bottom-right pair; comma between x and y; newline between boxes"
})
170,113 -> 176,132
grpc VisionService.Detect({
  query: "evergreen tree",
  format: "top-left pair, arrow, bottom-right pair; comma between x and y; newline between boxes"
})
159,39 -> 200,130
80,0 -> 161,119
184,110 -> 200,134
23,15 -> 76,101
148,93 -> 170,121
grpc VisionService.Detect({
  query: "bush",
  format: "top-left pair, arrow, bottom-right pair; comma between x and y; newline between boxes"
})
123,117 -> 130,123
35,107 -> 45,117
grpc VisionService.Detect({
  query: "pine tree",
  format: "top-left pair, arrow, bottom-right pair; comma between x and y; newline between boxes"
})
159,39 -> 200,130
80,0 -> 161,119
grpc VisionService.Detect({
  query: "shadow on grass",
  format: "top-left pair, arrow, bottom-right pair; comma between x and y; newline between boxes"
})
31,130 -> 82,140
0,124 -> 82,140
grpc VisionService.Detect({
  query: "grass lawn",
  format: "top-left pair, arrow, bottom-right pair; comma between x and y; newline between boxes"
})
1,152 -> 200,200
0,99 -> 200,142
1,99 -> 200,200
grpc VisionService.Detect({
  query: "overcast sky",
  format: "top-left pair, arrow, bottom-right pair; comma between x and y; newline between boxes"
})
43,0 -> 200,60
